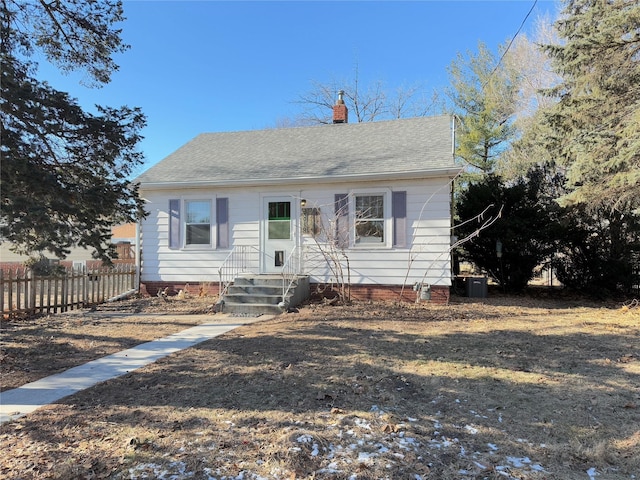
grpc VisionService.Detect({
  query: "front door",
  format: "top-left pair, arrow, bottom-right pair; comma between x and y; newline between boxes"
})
262,196 -> 296,273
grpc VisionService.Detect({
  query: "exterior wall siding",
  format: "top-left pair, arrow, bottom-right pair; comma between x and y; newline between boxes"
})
139,178 -> 454,289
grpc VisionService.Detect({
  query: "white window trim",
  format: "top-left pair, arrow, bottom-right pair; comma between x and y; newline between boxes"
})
349,188 -> 392,249
182,197 -> 214,250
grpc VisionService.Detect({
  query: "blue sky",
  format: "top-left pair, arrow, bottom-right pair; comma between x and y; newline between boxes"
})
36,1 -> 560,177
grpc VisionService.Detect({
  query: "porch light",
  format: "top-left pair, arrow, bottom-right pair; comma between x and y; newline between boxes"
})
300,199 -> 307,207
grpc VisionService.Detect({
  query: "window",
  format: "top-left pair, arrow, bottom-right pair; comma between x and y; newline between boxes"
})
302,207 -> 321,236
185,200 -> 211,245
355,194 -> 384,244
268,201 -> 291,239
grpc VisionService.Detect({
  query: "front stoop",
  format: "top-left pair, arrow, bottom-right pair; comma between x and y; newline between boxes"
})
221,275 -> 310,316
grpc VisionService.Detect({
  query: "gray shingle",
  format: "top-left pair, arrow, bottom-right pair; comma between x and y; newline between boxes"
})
136,115 -> 455,186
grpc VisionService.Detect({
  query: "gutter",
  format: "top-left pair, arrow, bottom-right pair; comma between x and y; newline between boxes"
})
137,167 -> 463,191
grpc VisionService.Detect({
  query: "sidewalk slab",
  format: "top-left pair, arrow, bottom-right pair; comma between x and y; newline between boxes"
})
0,315 -> 266,424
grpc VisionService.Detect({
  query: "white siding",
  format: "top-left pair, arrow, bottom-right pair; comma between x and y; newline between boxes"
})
140,177 -> 454,286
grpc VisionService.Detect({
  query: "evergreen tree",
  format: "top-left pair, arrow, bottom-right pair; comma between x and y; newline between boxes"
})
541,0 -> 640,210
455,168 -> 562,292
553,205 -> 640,295
1,0 -> 146,262
446,42 -> 520,178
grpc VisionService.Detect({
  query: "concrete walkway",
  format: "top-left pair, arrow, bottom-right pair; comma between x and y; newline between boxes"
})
0,314 -> 267,424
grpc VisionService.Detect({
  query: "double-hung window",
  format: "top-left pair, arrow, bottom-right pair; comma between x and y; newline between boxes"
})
185,200 -> 211,246
355,194 -> 385,244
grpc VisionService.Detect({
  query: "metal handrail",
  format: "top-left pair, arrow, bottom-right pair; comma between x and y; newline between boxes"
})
218,246 -> 260,297
218,245 -> 302,306
281,245 -> 301,305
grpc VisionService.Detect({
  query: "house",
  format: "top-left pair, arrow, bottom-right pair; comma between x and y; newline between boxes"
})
135,98 -> 459,309
0,223 -> 138,272
111,223 -> 137,261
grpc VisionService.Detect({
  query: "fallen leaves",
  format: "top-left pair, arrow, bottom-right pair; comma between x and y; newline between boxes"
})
2,296 -> 639,478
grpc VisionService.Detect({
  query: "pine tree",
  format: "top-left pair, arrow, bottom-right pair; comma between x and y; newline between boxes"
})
446,42 -> 520,178
1,0 -> 146,262
542,0 -> 640,210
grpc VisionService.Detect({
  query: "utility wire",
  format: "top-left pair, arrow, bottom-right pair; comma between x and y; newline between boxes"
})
483,0 -> 538,88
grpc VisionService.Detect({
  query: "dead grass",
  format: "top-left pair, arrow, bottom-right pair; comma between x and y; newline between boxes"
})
1,293 -> 639,479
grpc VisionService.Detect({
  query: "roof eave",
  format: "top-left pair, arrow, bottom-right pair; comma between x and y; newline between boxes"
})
137,167 -> 462,191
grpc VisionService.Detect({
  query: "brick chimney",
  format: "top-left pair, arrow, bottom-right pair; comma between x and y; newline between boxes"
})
332,90 -> 348,124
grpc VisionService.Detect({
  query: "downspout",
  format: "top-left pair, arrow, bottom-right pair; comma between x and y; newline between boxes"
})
451,115 -> 457,290
451,115 -> 456,157
135,221 -> 141,293
298,190 -> 304,275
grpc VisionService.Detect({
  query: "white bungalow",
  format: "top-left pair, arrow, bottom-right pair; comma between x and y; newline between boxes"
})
135,99 -> 459,313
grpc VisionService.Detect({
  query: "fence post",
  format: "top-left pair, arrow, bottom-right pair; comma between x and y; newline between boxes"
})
8,270 -> 14,314
61,274 -> 66,313
0,269 -> 4,314
69,272 -> 74,311
29,269 -> 36,315
37,275 -> 44,315
16,270 -> 22,312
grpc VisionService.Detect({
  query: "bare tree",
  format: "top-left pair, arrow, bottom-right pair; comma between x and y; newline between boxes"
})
298,197 -> 352,303
498,12 -> 563,179
291,63 -> 440,125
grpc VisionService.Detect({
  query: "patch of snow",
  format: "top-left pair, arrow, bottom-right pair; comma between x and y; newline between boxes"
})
507,456 -> 532,467
129,461 -> 195,479
357,451 -> 377,462
128,405 -> 549,480
376,444 -> 390,454
587,467 -> 599,479
354,418 -> 372,430
464,425 -> 479,435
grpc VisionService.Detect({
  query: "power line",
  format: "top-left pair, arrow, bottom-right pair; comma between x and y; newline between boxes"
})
483,0 -> 538,88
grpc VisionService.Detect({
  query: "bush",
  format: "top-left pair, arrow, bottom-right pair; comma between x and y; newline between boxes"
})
23,255 -> 66,276
455,169 -> 561,292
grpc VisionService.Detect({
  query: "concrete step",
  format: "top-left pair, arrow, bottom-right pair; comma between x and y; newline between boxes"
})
227,284 -> 283,296
223,292 -> 284,305
220,275 -> 310,316
222,302 -> 284,316
234,275 -> 287,287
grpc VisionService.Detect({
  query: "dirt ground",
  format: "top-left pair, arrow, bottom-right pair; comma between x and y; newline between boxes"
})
1,291 -> 639,479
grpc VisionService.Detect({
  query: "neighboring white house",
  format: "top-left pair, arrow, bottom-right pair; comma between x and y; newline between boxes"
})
135,102 -> 459,303
0,223 -> 138,271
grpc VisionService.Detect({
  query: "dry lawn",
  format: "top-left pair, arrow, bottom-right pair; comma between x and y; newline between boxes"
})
1,292 -> 639,480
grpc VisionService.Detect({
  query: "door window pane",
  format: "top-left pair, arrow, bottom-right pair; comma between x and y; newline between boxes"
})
268,202 -> 291,239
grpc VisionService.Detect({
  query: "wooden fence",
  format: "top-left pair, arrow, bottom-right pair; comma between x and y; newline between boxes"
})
0,265 -> 137,318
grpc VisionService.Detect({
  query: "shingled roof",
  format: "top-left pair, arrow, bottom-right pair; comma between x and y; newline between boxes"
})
136,115 -> 457,188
